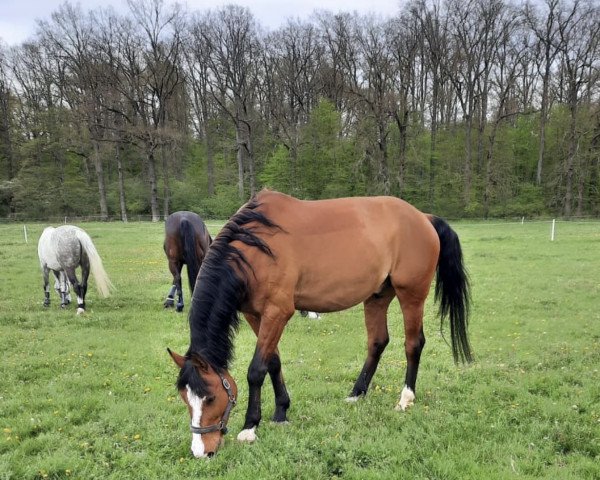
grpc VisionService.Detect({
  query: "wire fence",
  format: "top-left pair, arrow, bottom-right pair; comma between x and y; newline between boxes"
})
2,213 -> 599,225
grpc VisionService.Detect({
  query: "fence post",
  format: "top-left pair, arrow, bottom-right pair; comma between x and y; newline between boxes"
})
551,219 -> 556,241
23,225 -> 28,244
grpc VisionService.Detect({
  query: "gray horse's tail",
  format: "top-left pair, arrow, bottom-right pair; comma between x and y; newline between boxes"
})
75,229 -> 114,297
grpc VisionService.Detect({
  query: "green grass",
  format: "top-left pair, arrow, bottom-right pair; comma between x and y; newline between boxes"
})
1,219 -> 599,479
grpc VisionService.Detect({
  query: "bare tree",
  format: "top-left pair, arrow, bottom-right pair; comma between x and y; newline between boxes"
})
388,12 -> 421,197
200,5 -> 261,200
483,18 -> 528,217
555,0 -> 600,217
185,14 -> 219,196
524,0 -> 573,186
260,19 -> 323,193
39,3 -> 111,219
410,0 -> 450,208
0,43 -> 14,181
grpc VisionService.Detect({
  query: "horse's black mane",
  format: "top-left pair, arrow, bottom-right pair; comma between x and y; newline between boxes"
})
178,196 -> 279,394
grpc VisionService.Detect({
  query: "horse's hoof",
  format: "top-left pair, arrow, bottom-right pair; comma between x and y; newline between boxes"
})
176,304 -> 184,313
43,301 -> 50,308
237,427 -> 257,443
76,307 -> 85,315
270,419 -> 290,425
395,386 -> 415,411
345,395 -> 361,403
60,303 -> 67,309
164,299 -> 174,308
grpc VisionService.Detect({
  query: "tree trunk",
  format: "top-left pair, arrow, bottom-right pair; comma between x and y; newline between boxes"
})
235,127 -> 245,200
536,64 -> 551,185
0,88 -> 14,180
246,127 -> 256,197
115,143 -> 128,223
162,145 -> 170,220
206,134 -> 215,196
395,108 -> 409,199
429,76 -> 439,210
483,121 -> 500,219
563,92 -> 578,218
93,140 -> 108,220
378,118 -> 390,195
147,149 -> 161,222
576,159 -> 585,218
463,113 -> 473,208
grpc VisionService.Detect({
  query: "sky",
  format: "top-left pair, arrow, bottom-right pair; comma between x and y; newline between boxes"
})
0,0 -> 402,46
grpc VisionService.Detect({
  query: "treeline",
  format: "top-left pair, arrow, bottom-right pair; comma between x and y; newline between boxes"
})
0,0 -> 599,220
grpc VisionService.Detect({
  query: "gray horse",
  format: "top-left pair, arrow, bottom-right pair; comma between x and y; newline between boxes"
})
38,225 -> 113,314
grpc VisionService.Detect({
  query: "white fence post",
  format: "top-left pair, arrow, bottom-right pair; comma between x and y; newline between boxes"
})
23,225 -> 28,244
551,219 -> 556,241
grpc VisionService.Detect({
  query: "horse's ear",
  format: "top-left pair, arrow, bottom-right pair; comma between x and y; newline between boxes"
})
190,354 -> 210,373
167,348 -> 186,369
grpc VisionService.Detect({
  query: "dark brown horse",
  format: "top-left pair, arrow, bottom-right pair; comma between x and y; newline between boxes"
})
168,190 -> 472,457
163,211 -> 212,312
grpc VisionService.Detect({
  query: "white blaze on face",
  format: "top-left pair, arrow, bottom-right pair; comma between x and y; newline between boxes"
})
187,385 -> 206,458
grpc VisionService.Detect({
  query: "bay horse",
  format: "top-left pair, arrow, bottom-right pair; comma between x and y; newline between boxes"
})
163,211 -> 212,312
168,190 -> 472,458
38,225 -> 113,314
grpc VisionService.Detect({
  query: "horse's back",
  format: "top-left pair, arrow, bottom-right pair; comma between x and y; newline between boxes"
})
38,225 -> 87,271
243,191 -> 439,312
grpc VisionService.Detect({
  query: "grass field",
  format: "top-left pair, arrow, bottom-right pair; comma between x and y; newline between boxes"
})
0,219 -> 599,479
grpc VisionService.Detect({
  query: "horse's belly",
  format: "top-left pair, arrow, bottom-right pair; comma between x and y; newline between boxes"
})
294,261 -> 387,312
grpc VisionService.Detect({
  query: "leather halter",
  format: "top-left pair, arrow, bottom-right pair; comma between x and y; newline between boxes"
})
189,374 -> 236,435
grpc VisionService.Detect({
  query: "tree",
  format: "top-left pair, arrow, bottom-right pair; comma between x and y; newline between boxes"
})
555,0 -> 600,217
200,5 -> 261,200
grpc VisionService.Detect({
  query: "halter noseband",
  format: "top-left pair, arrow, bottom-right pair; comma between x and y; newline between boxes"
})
189,374 -> 236,435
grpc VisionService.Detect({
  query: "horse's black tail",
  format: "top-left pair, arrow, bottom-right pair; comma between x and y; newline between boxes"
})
430,216 -> 473,364
180,218 -> 200,293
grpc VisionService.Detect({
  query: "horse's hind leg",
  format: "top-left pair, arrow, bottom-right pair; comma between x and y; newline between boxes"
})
59,271 -> 71,305
175,267 -> 184,312
64,267 -> 85,314
42,266 -> 51,307
164,260 -> 183,311
394,289 -> 427,411
347,286 -> 395,401
52,270 -> 69,308
79,255 -> 90,312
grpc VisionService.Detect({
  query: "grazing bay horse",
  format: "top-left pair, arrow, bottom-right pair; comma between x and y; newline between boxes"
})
168,190 -> 472,458
38,225 -> 113,314
163,211 -> 212,312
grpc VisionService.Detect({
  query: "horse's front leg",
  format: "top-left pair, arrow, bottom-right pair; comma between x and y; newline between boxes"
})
238,307 -> 292,443
243,313 -> 291,425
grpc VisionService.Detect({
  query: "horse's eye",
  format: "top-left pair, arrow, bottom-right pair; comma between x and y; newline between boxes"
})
205,396 -> 216,405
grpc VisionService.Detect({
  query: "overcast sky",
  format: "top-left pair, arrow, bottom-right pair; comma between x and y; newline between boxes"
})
0,0 -> 402,46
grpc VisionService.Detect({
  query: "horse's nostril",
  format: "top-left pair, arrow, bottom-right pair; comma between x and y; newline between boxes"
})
207,452 -> 215,458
